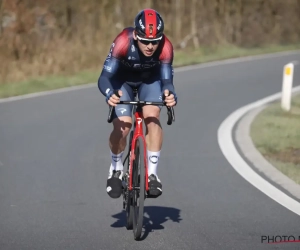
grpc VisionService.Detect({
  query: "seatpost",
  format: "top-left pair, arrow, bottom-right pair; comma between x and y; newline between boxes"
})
132,88 -> 139,113
133,88 -> 138,100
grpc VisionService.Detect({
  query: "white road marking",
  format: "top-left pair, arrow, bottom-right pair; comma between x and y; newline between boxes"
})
218,86 -> 300,217
0,50 -> 299,103
175,50 -> 300,72
0,160 -> 3,166
0,83 -> 96,103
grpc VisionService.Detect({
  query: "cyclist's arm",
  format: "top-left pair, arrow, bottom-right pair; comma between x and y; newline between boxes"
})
98,30 -> 129,97
160,63 -> 175,94
159,37 -> 175,94
98,57 -> 121,97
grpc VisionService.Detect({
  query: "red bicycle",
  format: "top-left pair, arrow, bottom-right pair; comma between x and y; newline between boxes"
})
107,88 -> 175,240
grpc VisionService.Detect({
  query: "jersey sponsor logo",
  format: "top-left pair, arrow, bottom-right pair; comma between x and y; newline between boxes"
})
121,60 -> 158,69
109,43 -> 115,53
131,45 -> 135,52
106,42 -> 115,61
121,61 -> 132,68
143,64 -> 155,69
103,65 -> 112,72
132,63 -> 156,69
105,53 -> 112,62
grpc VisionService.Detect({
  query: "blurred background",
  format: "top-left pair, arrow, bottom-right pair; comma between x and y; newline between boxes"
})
0,0 -> 300,91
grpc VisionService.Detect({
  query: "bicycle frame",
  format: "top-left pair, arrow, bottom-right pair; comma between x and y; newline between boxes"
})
128,109 -> 149,192
107,89 -> 175,195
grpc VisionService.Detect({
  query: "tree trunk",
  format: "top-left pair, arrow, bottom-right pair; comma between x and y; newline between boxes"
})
174,0 -> 182,43
0,0 -> 5,36
191,0 -> 199,48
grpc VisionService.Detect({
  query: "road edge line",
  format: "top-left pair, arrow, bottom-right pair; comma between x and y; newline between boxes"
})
218,86 -> 300,217
235,104 -> 300,200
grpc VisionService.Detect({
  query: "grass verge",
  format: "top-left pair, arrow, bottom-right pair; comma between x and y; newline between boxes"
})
0,44 -> 300,98
250,93 -> 300,185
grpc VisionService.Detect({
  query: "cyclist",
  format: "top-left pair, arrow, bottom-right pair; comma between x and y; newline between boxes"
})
98,9 -> 177,199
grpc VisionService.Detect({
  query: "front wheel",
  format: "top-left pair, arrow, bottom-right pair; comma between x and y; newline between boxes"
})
125,132 -> 134,230
131,136 -> 145,240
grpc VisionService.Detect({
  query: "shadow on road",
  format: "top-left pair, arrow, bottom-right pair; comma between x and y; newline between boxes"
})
111,206 -> 182,240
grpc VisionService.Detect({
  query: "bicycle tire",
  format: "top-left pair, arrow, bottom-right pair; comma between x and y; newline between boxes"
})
132,136 -> 145,240
126,192 -> 134,230
125,131 -> 134,230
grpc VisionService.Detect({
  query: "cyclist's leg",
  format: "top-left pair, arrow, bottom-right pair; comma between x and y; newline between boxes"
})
138,79 -> 163,197
107,80 -> 134,199
138,80 -> 163,152
109,82 -> 134,155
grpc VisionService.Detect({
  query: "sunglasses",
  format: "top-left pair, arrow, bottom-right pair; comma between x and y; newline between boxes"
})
136,35 -> 162,45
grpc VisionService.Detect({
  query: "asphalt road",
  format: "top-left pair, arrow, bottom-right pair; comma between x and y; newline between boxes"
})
0,52 -> 300,250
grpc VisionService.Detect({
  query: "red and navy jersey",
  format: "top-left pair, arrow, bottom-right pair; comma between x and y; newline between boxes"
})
98,27 -> 175,96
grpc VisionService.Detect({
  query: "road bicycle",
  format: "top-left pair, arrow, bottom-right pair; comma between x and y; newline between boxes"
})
107,89 -> 175,240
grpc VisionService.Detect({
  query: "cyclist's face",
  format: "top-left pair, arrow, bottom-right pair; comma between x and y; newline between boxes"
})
133,32 -> 160,57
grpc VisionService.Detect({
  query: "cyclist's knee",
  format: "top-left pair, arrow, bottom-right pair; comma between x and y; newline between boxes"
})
143,106 -> 161,130
112,116 -> 132,137
142,105 -> 160,120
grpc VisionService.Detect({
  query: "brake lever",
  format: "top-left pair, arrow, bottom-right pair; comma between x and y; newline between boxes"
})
107,90 -> 121,123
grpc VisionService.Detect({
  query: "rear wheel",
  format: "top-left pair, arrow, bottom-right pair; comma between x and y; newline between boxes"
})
126,193 -> 134,230
131,136 -> 145,240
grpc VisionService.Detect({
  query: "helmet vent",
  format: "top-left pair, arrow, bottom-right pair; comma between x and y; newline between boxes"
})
149,24 -> 153,35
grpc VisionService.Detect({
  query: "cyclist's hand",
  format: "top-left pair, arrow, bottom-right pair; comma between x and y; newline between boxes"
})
107,90 -> 122,107
163,89 -> 177,107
